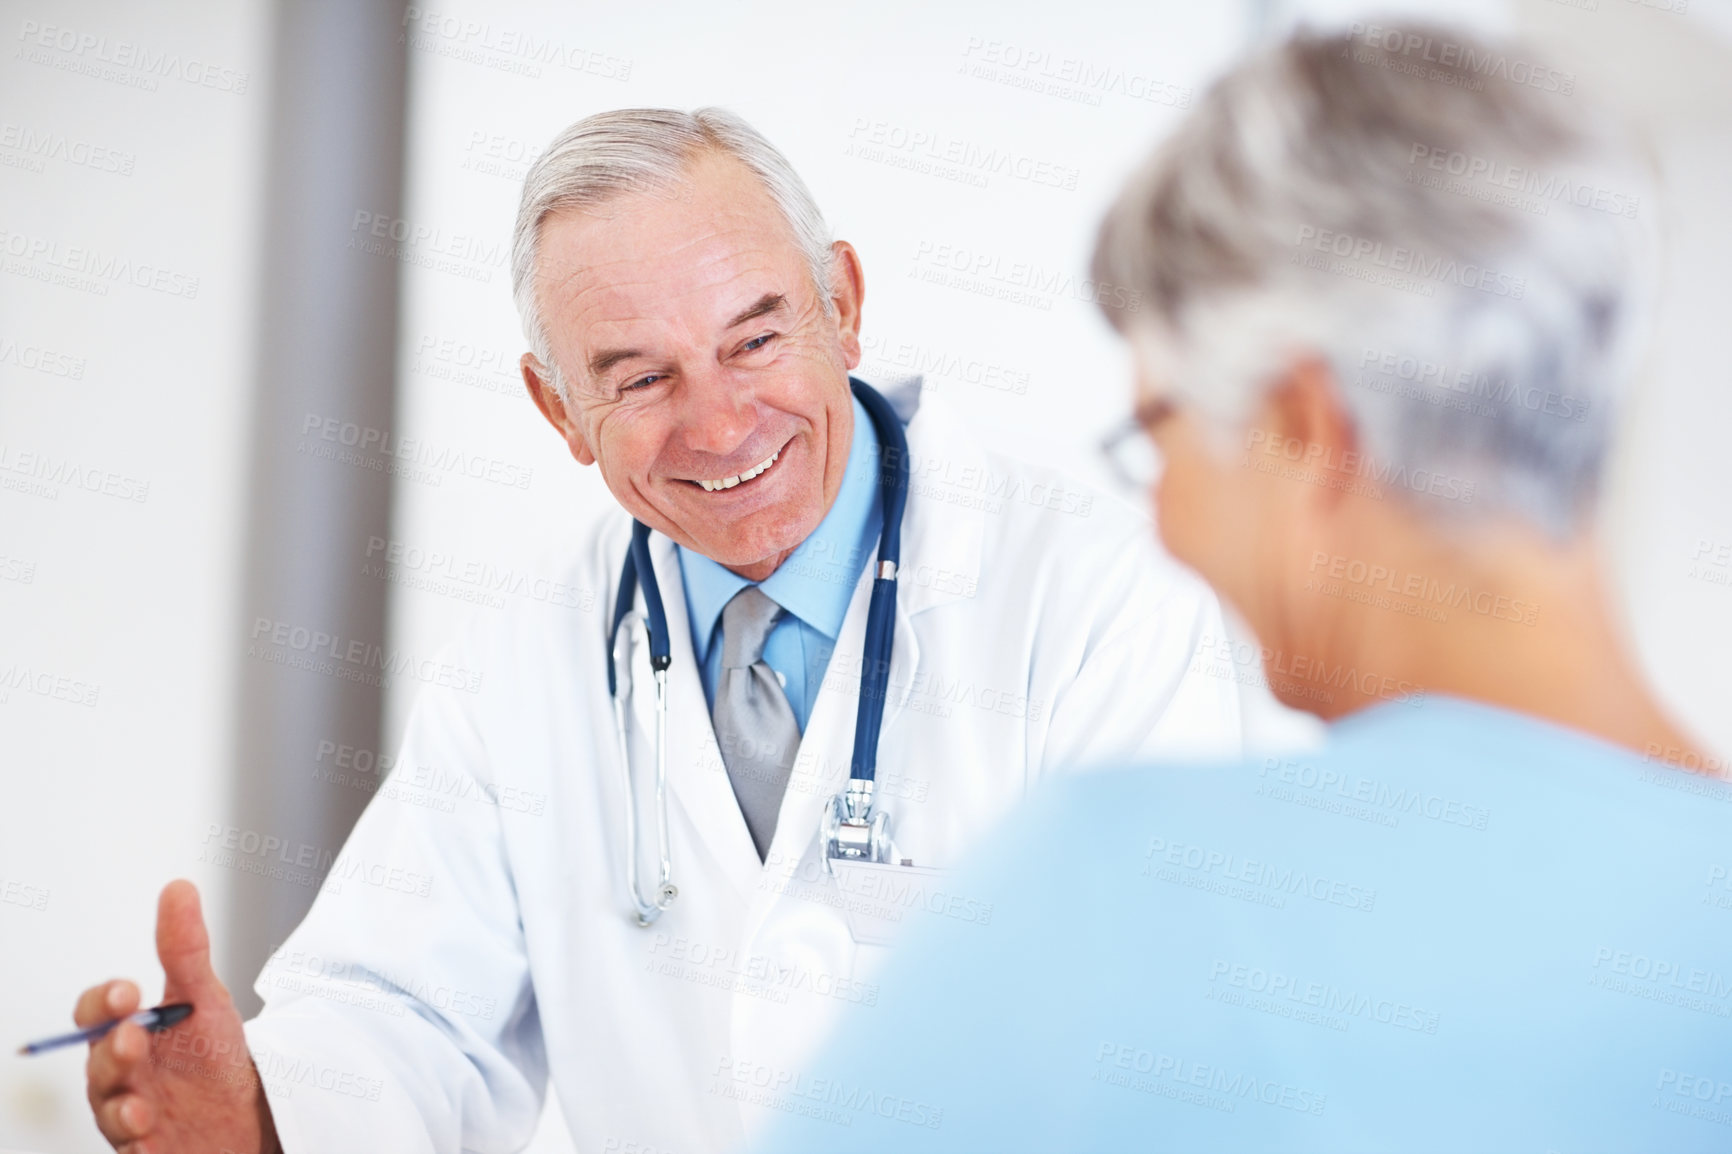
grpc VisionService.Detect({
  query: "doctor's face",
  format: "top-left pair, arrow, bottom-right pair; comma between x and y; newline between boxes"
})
522,151 -> 865,581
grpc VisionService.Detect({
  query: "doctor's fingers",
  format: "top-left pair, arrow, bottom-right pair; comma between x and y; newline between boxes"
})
75,979 -> 141,1028
86,1021 -> 151,1104
92,1089 -> 156,1149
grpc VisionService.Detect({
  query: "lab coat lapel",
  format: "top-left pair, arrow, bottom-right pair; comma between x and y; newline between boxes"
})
641,534 -> 762,907
876,386 -> 986,735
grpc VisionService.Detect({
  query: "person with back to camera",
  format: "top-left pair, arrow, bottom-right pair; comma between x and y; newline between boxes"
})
754,20 -> 1732,1153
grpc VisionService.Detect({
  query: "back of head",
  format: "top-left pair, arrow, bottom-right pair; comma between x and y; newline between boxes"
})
1094,22 -> 1657,540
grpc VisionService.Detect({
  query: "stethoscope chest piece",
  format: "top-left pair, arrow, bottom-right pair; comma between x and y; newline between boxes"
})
821,778 -> 894,873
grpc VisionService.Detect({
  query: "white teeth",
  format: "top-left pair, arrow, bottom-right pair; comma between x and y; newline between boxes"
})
697,451 -> 778,492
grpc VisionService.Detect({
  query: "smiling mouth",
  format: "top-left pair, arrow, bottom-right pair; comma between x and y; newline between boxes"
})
691,446 -> 783,492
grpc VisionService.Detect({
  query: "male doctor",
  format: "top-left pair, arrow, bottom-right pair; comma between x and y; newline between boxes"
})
75,107 -> 1238,1154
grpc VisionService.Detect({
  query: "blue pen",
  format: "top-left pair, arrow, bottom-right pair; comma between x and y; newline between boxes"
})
17,1003 -> 194,1056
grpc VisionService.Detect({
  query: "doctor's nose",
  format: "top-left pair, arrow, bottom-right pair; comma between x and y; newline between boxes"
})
675,367 -> 756,457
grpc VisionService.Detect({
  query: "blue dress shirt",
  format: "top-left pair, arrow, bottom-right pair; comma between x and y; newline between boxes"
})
755,697 -> 1732,1152
678,395 -> 883,732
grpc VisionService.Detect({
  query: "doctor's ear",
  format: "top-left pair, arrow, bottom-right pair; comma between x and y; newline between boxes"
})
827,240 -> 865,370
522,353 -> 597,467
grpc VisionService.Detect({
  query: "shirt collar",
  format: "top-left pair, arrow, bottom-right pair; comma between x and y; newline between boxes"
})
678,393 -> 885,659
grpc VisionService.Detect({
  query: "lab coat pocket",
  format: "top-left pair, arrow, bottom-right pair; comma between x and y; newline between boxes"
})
829,859 -> 951,948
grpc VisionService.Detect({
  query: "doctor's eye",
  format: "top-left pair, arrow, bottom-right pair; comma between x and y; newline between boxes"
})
621,373 -> 665,393
740,332 -> 777,354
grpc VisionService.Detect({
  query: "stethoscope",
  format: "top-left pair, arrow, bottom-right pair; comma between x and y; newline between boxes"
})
607,379 -> 911,926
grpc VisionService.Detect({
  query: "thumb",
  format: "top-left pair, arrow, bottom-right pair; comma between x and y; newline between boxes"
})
155,879 -> 222,1002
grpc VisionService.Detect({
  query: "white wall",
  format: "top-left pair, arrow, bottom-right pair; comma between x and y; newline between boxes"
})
0,2 -> 270,1151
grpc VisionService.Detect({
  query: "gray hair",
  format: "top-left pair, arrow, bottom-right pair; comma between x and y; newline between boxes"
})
1093,23 -> 1657,539
510,107 -> 835,388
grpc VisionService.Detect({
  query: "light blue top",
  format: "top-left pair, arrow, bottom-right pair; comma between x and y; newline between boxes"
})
678,395 -> 883,731
755,697 -> 1732,1152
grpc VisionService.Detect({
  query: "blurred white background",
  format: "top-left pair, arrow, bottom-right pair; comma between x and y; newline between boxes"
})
3,1 -> 1729,1151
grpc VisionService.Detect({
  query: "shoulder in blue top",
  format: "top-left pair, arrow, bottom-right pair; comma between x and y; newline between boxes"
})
754,696 -> 1732,1153
678,394 -> 884,731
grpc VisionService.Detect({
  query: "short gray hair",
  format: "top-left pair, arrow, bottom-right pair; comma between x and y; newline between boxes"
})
510,107 -> 835,386
1093,23 -> 1657,539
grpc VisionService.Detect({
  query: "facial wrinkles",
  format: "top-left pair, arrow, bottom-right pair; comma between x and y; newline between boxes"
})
530,169 -> 847,562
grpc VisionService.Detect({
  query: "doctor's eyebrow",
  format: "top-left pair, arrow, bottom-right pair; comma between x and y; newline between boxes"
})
588,346 -> 646,378
725,293 -> 786,330
585,294 -> 788,379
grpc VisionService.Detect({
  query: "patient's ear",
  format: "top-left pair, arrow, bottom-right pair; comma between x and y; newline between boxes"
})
1264,357 -> 1360,510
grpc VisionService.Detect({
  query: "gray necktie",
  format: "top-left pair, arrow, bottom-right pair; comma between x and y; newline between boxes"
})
712,586 -> 802,861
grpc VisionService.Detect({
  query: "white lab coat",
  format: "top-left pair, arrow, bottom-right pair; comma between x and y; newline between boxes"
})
243,380 -> 1240,1154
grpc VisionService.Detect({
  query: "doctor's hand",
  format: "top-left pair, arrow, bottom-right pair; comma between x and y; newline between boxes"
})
76,880 -> 280,1154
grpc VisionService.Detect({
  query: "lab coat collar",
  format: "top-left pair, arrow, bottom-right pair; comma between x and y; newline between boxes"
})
875,373 -> 986,618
